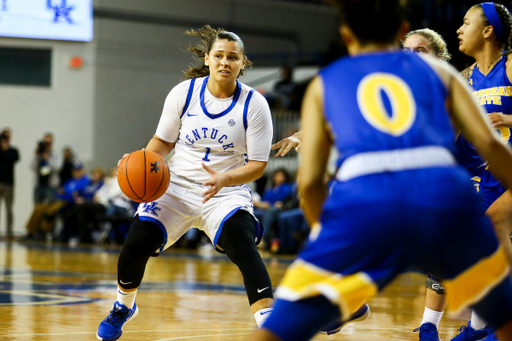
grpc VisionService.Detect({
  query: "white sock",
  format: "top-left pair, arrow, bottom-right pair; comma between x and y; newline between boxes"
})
471,310 -> 488,330
117,287 -> 137,309
421,307 -> 444,328
254,308 -> 273,328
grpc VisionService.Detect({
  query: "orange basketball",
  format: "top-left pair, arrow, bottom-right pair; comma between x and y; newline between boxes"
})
117,150 -> 170,203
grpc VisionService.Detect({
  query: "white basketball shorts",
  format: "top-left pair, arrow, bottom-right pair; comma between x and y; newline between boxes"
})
135,172 -> 262,255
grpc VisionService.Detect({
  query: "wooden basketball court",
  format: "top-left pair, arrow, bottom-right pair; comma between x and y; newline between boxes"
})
0,240 -> 471,340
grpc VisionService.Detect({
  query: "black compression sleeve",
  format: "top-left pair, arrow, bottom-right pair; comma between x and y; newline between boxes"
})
117,215 -> 165,290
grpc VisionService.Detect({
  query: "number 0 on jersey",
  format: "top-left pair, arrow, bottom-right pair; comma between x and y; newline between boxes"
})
357,73 -> 416,137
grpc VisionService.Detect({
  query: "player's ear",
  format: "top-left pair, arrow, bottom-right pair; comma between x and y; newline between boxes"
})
204,52 -> 210,66
339,25 -> 354,47
241,56 -> 246,69
482,25 -> 493,39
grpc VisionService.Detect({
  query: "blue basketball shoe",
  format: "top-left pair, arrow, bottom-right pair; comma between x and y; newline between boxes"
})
320,303 -> 370,335
97,301 -> 139,341
450,321 -> 492,341
413,322 -> 440,341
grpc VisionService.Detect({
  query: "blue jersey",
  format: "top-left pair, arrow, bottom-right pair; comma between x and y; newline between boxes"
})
467,56 -> 512,190
320,51 -> 456,168
269,52 -> 512,334
454,136 -> 485,178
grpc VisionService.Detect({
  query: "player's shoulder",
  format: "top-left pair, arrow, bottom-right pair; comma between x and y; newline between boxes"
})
167,76 -> 205,98
320,55 -> 352,75
417,53 -> 461,87
238,81 -> 267,104
175,76 -> 205,90
460,62 -> 476,82
505,50 -> 512,63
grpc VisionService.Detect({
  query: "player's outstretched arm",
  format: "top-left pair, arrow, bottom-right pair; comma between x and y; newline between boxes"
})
271,131 -> 302,157
298,76 -> 331,226
449,73 -> 512,190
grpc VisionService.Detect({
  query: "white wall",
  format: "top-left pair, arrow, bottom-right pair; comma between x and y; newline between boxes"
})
0,38 -> 96,236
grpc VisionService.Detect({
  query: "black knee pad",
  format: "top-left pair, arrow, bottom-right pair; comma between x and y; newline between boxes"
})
217,210 -> 273,305
426,275 -> 445,295
117,215 -> 165,289
123,215 -> 164,254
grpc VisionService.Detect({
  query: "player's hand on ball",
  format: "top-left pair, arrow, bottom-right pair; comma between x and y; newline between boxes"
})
117,153 -> 131,168
202,162 -> 228,203
117,149 -> 145,169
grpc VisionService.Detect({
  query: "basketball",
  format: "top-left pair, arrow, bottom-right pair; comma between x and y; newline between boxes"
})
117,149 -> 170,203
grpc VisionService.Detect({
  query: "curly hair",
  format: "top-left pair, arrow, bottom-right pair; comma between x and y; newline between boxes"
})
183,25 -> 253,80
403,28 -> 452,61
472,3 -> 512,51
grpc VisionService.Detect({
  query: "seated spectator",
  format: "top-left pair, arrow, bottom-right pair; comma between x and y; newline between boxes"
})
82,167 -> 105,202
65,167 -> 106,243
254,168 -> 294,249
275,172 -> 334,254
24,162 -> 90,240
75,167 -> 134,244
277,207 -> 309,254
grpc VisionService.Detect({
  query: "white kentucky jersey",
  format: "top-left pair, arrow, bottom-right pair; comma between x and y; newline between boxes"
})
155,76 -> 273,183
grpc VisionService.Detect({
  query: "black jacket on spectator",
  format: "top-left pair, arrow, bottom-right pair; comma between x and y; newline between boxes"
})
0,147 -> 20,184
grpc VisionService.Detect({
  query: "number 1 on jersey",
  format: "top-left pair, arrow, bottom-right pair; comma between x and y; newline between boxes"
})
202,147 -> 211,162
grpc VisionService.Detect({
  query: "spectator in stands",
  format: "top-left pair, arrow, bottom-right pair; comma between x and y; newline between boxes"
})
278,207 -> 308,254
276,173 -> 333,254
0,128 -> 20,241
72,167 -> 135,244
255,168 -> 294,250
24,162 -> 89,241
67,167 -> 105,243
32,133 -> 60,204
58,147 -> 75,188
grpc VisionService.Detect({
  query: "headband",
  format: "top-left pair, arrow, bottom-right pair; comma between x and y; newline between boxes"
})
481,2 -> 504,41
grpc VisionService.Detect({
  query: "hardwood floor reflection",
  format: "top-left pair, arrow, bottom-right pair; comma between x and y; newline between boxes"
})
0,241 -> 470,340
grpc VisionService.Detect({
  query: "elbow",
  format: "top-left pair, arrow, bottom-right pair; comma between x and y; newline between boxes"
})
251,161 -> 267,180
257,168 -> 265,179
256,164 -> 266,178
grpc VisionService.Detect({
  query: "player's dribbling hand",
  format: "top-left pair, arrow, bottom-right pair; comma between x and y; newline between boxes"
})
117,149 -> 145,170
271,134 -> 301,157
117,154 -> 130,167
488,112 -> 512,128
202,162 -> 228,203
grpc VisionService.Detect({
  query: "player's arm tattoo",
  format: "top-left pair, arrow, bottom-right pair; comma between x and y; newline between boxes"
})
460,65 -> 474,82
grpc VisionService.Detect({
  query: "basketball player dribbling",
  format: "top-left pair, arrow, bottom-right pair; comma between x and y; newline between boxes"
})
97,25 -> 274,341
247,0 -> 512,340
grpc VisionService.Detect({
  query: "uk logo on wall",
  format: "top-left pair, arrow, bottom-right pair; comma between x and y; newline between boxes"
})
0,0 -> 93,42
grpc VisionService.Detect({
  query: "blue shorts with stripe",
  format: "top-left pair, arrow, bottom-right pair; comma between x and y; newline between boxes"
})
308,167 -> 494,283
273,167 -> 512,328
